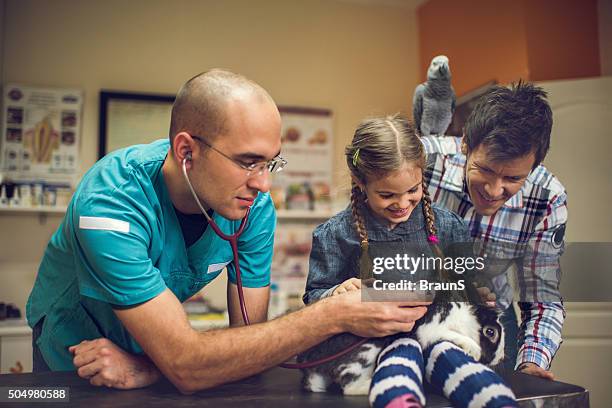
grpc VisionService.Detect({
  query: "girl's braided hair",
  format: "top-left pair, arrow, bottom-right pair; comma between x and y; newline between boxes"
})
344,114 -> 444,279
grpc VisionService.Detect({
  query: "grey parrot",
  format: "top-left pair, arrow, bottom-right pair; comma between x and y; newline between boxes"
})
413,55 -> 456,136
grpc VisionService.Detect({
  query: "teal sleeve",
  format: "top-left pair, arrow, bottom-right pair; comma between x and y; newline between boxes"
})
226,192 -> 276,288
71,169 -> 167,305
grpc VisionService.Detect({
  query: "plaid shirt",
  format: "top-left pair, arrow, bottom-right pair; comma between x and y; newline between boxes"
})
421,136 -> 567,370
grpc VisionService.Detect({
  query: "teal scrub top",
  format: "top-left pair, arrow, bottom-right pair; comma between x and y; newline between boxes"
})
26,139 -> 276,370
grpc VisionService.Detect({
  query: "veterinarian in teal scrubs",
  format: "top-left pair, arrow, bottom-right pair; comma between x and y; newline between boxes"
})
27,138 -> 275,370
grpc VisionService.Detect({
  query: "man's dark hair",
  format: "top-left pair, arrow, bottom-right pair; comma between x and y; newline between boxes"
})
463,80 -> 553,167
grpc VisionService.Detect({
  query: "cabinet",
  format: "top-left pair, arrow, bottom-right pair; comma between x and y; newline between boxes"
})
0,320 -> 32,374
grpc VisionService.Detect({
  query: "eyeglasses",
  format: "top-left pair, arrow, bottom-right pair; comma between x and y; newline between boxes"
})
191,135 -> 287,177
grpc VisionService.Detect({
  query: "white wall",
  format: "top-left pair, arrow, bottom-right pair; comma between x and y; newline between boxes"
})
541,76 -> 612,242
538,76 -> 612,408
0,0 -> 420,312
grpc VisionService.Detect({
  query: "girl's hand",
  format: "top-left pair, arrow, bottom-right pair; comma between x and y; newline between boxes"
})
332,278 -> 362,296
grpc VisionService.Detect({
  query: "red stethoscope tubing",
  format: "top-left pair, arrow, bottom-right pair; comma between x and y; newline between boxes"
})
182,157 -> 367,369
213,221 -> 369,369
207,210 -> 251,326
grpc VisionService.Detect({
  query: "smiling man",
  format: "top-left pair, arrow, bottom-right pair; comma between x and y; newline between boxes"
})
421,81 -> 567,380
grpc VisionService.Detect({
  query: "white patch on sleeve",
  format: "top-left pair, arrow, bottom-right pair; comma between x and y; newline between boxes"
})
207,261 -> 231,274
79,216 -> 130,233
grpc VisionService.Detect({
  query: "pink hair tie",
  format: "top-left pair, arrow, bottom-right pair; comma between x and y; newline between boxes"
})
427,234 -> 439,244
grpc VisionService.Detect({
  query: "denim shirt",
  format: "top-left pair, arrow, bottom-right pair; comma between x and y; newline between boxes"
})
303,201 -> 469,304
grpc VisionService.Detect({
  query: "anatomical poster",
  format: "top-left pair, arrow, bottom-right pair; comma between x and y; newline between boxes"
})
1,84 -> 83,184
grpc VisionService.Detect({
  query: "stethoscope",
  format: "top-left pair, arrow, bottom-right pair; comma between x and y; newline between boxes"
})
181,154 -> 368,369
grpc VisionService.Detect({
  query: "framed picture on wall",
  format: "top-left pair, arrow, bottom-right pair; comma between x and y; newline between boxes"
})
446,80 -> 497,136
98,91 -> 175,159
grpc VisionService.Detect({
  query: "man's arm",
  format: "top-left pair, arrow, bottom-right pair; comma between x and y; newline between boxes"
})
516,302 -> 564,379
516,193 -> 567,378
227,283 -> 269,326
103,288 -> 428,394
69,283 -> 270,388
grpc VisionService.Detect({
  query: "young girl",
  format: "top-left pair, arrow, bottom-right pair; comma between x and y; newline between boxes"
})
303,115 -> 517,408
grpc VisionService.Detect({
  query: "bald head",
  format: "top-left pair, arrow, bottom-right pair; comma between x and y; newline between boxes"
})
169,69 -> 274,144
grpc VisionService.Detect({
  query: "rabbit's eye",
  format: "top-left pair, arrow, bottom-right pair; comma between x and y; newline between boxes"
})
482,325 -> 499,343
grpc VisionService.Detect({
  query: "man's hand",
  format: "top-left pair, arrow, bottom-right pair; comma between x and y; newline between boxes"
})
518,362 -> 555,380
328,289 -> 431,337
69,338 -> 161,389
332,278 -> 361,296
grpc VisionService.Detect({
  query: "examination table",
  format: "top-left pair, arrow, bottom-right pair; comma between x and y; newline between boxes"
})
0,366 -> 589,407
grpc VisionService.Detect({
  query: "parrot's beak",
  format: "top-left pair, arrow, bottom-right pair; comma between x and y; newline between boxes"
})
439,65 -> 449,77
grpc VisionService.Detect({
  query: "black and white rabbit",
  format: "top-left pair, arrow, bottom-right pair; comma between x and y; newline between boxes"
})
298,301 -> 504,395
